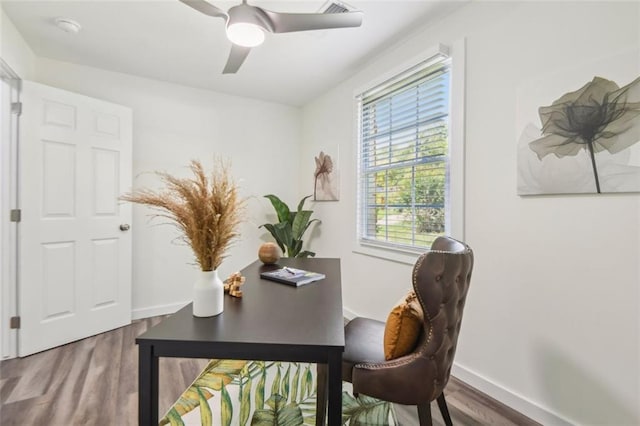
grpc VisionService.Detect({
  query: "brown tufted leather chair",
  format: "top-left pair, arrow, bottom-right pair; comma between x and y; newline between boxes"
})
342,236 -> 474,425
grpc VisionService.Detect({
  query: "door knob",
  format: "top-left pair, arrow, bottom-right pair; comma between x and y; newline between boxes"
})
119,224 -> 130,231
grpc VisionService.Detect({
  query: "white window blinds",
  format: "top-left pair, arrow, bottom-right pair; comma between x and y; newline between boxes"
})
357,54 -> 451,250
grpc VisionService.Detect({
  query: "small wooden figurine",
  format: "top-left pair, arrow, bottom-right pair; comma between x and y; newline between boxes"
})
224,272 -> 245,298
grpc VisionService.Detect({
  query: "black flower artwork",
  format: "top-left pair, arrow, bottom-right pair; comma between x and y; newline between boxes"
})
529,76 -> 640,193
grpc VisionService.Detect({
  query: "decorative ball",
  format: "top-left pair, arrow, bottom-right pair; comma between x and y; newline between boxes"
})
258,242 -> 281,264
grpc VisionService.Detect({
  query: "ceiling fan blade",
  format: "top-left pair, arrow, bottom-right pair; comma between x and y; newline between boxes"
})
223,44 -> 252,74
261,10 -> 363,33
179,0 -> 227,19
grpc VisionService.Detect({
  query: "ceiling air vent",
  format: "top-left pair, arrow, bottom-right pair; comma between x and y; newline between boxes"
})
320,1 -> 352,14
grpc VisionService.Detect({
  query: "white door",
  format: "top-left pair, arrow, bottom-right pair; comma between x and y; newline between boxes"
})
18,81 -> 132,356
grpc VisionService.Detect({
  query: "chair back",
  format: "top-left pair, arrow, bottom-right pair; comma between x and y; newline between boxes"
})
413,236 -> 474,400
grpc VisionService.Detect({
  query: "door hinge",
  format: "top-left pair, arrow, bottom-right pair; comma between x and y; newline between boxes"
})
10,209 -> 21,222
11,101 -> 22,116
10,316 -> 20,329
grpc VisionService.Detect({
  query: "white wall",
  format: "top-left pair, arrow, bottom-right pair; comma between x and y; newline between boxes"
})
0,9 -> 36,79
35,58 -> 302,318
301,2 -> 640,425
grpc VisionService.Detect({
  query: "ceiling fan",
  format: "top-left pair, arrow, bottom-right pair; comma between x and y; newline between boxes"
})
179,0 -> 363,73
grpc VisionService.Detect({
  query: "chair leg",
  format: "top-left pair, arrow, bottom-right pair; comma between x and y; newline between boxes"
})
436,393 -> 453,426
315,364 -> 328,426
417,403 -> 433,426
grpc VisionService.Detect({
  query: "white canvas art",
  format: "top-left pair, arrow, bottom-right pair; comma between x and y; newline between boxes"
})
313,150 -> 339,201
517,50 -> 640,195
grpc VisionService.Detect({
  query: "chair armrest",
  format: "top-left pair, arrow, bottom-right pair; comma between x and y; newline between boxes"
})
352,351 -> 444,405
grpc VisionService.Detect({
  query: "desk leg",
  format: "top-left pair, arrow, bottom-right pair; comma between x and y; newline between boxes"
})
327,350 -> 342,426
316,364 -> 328,426
138,343 -> 159,426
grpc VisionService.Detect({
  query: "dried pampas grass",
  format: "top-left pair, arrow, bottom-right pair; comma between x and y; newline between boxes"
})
120,160 -> 245,271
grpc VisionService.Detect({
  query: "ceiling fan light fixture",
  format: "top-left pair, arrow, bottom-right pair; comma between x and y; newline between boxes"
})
180,0 -> 364,74
226,22 -> 264,47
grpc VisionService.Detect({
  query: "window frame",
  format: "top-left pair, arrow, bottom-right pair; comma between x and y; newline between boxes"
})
353,41 -> 465,264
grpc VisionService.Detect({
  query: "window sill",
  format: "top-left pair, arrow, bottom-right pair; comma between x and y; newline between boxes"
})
352,242 -> 422,266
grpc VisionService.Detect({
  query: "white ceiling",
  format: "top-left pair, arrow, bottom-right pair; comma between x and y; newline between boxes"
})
2,0 -> 464,106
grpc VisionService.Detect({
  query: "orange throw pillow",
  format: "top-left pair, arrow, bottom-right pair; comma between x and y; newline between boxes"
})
383,291 -> 424,360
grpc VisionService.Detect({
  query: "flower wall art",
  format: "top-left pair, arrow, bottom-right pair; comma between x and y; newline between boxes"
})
313,150 -> 339,201
517,51 -> 640,195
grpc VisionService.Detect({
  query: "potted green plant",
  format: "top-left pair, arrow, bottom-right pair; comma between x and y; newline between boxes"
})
260,194 -> 319,258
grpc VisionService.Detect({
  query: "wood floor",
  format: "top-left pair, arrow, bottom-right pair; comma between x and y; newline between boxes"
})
0,317 -> 538,426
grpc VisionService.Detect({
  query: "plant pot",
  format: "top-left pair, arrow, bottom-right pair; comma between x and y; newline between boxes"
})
192,270 -> 224,317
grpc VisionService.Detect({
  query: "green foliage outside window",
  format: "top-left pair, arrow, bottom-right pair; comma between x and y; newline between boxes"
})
368,124 -> 448,248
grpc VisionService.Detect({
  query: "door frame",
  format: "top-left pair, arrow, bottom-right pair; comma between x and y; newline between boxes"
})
0,57 -> 21,360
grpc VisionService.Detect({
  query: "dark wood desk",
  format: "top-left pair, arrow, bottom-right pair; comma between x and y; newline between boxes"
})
136,258 -> 344,425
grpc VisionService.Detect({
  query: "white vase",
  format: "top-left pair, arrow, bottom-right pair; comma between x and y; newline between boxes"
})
192,270 -> 224,317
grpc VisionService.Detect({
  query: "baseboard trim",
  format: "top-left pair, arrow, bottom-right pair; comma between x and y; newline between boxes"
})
343,307 -> 358,321
451,363 -> 574,426
131,301 -> 190,320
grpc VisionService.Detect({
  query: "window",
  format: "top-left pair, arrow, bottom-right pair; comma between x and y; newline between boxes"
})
357,51 -> 453,252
